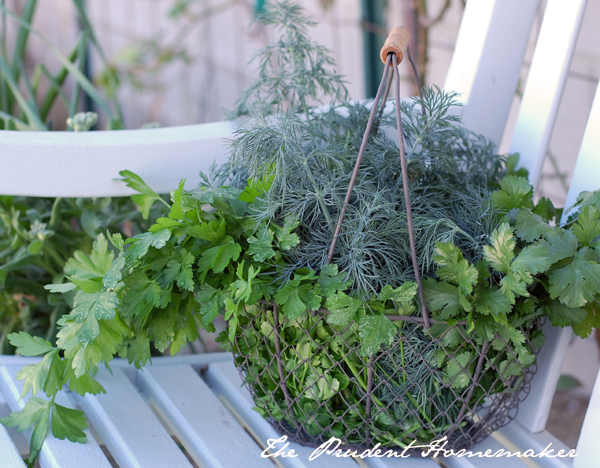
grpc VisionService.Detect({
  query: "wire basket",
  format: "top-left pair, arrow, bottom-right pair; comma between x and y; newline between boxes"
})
233,306 -> 540,453
232,26 -> 540,454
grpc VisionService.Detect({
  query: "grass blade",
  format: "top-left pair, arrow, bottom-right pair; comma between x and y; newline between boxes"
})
0,5 -> 115,120
40,65 -> 70,113
0,55 -> 46,130
68,32 -> 88,122
39,38 -> 81,122
0,109 -> 35,130
71,0 -> 123,121
10,0 -> 37,81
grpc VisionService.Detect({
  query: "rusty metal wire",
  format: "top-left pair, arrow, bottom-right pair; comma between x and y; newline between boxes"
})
233,306 -> 540,453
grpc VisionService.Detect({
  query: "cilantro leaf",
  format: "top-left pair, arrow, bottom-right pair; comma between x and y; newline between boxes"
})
125,229 -> 172,262
65,367 -> 106,396
378,282 -> 419,303
247,226 -> 276,262
317,264 -> 351,296
187,219 -> 226,242
483,223 -> 515,273
444,351 -> 474,389
490,176 -> 534,212
573,205 -> 600,246
358,314 -> 397,357
51,403 -> 88,443
64,234 -> 114,293
0,397 -> 49,432
102,255 -> 125,290
168,179 -> 186,220
540,228 -> 578,264
156,248 -> 195,291
44,282 -> 77,293
544,300 -> 587,327
473,287 -> 512,316
433,243 -> 478,295
548,248 -> 600,308
511,243 -> 551,277
71,291 -> 119,324
423,279 -> 464,320
500,271 -> 529,304
16,352 -> 55,399
238,173 -> 274,203
121,271 -> 162,319
274,283 -> 321,319
325,291 -> 361,326
273,216 -> 300,251
514,209 -> 551,242
571,304 -> 600,338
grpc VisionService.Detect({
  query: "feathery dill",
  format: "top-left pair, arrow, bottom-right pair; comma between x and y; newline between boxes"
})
226,2 -> 508,299
228,0 -> 348,119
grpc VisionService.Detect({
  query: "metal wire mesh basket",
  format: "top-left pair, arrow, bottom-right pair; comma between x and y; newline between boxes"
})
232,305 -> 540,454
232,26 -> 541,454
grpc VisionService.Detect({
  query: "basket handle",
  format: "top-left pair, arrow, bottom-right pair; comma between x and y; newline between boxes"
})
326,27 -> 431,329
380,26 -> 411,66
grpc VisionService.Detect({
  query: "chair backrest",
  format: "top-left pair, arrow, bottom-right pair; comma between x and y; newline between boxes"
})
446,2 -> 600,464
0,0 -> 597,456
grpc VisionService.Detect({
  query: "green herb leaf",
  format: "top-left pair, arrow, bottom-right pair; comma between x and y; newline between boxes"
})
197,236 -> 242,275
378,282 -> 419,303
119,170 -> 169,219
423,279 -> 464,320
573,205 -> 600,246
51,403 -> 87,443
544,300 -> 587,327
325,291 -> 361,326
514,209 -> 551,242
433,243 -> 478,295
548,248 -> 600,308
7,332 -> 54,356
483,223 -> 515,274
247,226 -> 276,262
358,314 -> 396,357
490,176 -> 534,212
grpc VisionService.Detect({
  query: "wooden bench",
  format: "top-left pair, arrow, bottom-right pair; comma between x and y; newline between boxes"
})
1,0 -> 599,466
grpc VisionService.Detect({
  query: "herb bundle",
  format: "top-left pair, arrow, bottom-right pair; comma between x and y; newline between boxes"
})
3,1 -> 600,462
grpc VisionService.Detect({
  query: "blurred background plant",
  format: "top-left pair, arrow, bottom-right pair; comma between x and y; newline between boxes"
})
0,0 -> 161,353
0,0 -> 123,130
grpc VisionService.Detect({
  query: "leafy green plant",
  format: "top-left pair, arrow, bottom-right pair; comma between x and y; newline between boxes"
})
0,0 -> 122,130
2,1 -> 600,462
0,175 -> 164,355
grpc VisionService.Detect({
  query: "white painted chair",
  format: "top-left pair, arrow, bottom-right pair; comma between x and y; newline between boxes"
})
0,0 -> 599,466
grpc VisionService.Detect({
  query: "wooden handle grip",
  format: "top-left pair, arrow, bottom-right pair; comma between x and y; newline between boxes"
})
380,26 -> 411,65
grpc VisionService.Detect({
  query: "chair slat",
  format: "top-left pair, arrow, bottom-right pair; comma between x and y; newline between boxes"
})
205,360 -> 442,468
574,367 -> 600,467
516,322 -> 572,432
511,0 -> 588,188
207,360 -> 369,468
439,436 -> 530,468
0,423 -> 27,468
137,363 -> 272,468
0,366 -> 112,468
494,421 -> 574,467
444,0 -> 539,146
563,80 -> 600,211
72,367 -> 193,468
0,121 -> 234,197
